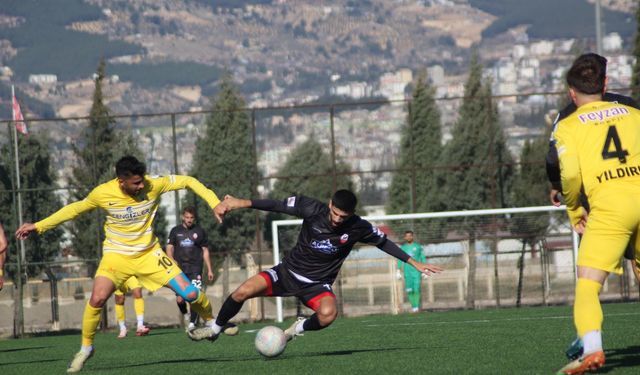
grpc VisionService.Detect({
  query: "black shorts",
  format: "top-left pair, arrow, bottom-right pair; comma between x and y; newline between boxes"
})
259,264 -> 335,311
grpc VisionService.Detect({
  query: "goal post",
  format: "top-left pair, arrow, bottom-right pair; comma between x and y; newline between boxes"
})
271,205 -> 575,322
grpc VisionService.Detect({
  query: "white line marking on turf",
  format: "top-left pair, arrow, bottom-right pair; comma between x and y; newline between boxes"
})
364,311 -> 640,327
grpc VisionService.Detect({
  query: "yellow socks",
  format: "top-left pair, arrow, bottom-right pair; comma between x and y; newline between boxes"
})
115,303 -> 125,324
574,278 -> 603,337
189,292 -> 213,321
134,297 -> 144,317
81,302 -> 102,347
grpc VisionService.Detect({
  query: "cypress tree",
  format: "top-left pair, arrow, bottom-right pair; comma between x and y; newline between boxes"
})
441,53 -> 513,308
387,70 -> 445,240
186,73 -> 256,264
69,59 -> 118,272
69,60 -> 159,273
271,137 -> 353,201
388,70 -> 444,214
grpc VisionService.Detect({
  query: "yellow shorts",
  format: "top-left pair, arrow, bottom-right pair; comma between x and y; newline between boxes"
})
578,188 -> 640,275
95,244 -> 182,292
113,276 -> 142,296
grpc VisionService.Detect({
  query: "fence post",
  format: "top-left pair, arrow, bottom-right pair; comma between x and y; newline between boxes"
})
8,122 -> 24,337
539,240 -> 549,306
390,259 -> 400,315
250,109 -> 265,321
222,253 -> 229,301
171,113 -> 180,225
329,105 -> 345,317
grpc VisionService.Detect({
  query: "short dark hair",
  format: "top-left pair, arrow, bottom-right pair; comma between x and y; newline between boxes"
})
115,156 -> 146,178
404,230 -> 414,235
566,53 -> 607,95
331,189 -> 357,213
182,206 -> 197,216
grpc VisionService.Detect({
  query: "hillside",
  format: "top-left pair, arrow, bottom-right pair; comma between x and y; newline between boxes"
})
0,0 -> 636,118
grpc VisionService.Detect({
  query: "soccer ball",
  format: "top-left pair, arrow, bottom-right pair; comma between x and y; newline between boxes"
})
255,326 -> 287,358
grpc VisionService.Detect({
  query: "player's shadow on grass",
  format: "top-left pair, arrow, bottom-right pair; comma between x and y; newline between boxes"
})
100,357 -> 241,370
0,345 -> 48,354
598,346 -> 640,373
32,329 -> 80,337
0,358 -> 60,367
272,346 -> 424,360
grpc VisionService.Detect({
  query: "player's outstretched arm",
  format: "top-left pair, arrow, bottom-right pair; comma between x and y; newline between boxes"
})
223,195 -> 253,211
407,258 -> 443,276
15,223 -> 37,240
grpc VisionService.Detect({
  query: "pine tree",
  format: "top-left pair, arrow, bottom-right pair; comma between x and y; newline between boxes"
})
387,71 -> 445,240
186,73 -> 256,264
69,59 -> 117,271
441,53 -> 513,308
271,137 -> 353,201
69,60 -> 161,273
0,132 -> 63,277
631,5 -> 640,102
388,70 -> 444,214
510,135 -> 550,242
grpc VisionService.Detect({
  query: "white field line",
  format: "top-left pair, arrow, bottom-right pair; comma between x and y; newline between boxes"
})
363,311 -> 640,327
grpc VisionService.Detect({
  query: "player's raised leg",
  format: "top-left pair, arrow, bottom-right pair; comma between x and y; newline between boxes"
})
67,276 -> 116,373
189,272 -> 269,341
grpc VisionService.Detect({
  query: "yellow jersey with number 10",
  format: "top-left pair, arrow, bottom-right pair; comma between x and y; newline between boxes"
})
35,175 -> 220,256
554,101 -> 640,225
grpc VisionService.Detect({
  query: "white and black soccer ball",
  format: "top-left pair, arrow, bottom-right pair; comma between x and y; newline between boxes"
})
255,325 -> 287,358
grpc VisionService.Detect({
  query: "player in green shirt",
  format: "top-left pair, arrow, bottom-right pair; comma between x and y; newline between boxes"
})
397,230 -> 426,312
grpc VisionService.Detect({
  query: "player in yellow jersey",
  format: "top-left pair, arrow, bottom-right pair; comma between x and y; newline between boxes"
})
553,54 -> 640,374
15,156 -> 230,373
113,276 -> 150,338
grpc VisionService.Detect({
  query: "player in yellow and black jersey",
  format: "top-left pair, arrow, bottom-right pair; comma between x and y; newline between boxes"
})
553,54 -> 640,374
15,156 -> 232,373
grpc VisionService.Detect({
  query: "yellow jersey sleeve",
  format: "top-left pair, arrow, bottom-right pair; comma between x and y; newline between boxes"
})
554,122 -> 584,225
152,175 -> 221,209
35,189 -> 100,234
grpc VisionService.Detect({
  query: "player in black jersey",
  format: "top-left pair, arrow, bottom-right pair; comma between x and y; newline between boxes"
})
188,189 -> 442,342
166,206 -> 214,331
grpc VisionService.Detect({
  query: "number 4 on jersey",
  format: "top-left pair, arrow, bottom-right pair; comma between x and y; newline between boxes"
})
602,125 -> 628,163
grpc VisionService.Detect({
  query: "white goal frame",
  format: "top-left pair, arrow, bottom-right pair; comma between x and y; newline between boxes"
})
271,205 -> 575,322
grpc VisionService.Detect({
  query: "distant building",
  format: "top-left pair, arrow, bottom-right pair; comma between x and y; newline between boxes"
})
330,81 -> 371,99
530,40 -> 553,56
28,74 -> 57,85
427,65 -> 445,86
379,69 -> 413,101
603,33 -> 622,52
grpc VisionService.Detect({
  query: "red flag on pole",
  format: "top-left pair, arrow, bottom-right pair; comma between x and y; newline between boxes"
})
12,91 -> 28,135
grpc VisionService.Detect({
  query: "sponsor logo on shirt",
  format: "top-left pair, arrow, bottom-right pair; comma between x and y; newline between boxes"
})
287,196 -> 296,207
179,238 -> 195,248
193,233 -> 198,239
310,239 -> 338,254
578,106 -> 629,124
340,233 -> 349,244
112,206 -> 152,221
